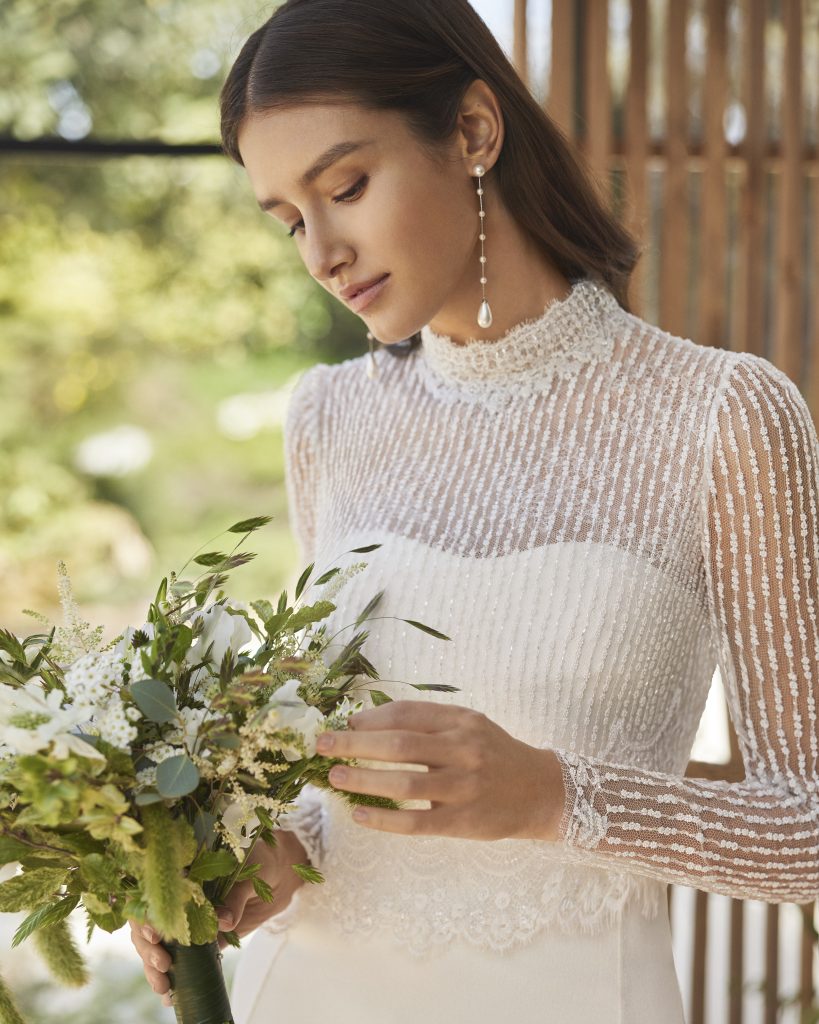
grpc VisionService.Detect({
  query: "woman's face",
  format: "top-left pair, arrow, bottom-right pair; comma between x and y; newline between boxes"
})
237,101 -> 481,345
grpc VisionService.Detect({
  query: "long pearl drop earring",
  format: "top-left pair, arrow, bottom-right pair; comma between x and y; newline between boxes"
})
473,163 -> 492,328
365,330 -> 377,378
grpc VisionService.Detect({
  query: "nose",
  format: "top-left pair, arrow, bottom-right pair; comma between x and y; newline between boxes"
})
302,221 -> 352,285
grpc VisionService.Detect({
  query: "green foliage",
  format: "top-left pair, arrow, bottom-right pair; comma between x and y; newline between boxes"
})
12,894 -> 80,948
0,867 -> 68,912
32,918 -> 89,987
155,754 -> 200,798
139,803 -> 194,943
129,678 -> 178,724
187,849 -> 239,883
0,972 -> 26,1024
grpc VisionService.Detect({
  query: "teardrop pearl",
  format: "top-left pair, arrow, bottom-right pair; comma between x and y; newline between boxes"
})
478,300 -> 493,328
366,355 -> 377,379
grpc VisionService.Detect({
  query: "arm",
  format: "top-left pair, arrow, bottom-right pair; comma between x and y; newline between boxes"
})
549,352 -> 819,904
278,364 -> 331,872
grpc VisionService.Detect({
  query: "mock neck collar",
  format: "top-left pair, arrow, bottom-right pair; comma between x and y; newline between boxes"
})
416,277 -> 623,405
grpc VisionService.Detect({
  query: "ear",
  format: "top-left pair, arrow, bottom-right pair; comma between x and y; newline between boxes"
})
455,78 -> 504,175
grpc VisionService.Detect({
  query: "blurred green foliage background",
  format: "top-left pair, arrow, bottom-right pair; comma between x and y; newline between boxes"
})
0,0 -> 367,642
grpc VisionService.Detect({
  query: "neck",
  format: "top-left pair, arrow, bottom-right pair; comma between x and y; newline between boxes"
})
427,190 -> 574,346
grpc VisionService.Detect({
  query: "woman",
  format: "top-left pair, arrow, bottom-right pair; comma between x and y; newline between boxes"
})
131,0 -> 819,1020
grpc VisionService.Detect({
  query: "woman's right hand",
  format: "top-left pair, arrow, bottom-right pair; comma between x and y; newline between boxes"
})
128,831 -> 308,1007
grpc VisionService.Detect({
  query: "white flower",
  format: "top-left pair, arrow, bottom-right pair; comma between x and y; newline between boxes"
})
0,679 -> 104,761
63,649 -> 128,714
185,602 -> 255,672
265,678 -> 326,761
167,705 -> 220,756
93,694 -> 139,751
219,799 -> 260,850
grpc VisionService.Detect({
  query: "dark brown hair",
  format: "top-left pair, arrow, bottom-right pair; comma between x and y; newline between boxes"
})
220,0 -> 641,357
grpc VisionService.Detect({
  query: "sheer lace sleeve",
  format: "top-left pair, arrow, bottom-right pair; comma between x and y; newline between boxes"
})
551,352 -> 819,905
277,363 -> 330,871
283,364 -> 328,566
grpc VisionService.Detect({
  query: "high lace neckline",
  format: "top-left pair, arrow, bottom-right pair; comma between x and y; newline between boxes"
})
416,277 -> 624,408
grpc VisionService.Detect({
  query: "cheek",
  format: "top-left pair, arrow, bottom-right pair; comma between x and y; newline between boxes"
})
385,178 -> 474,273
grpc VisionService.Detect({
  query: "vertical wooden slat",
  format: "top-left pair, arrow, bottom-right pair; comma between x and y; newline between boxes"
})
736,0 -> 767,358
773,0 -> 804,383
660,0 -> 690,336
513,0 -> 529,89
549,0 -> 577,139
700,0 -> 729,349
799,903 -> 815,1013
764,903 -> 779,1024
729,898 -> 744,1024
584,0 -> 611,195
625,0 -> 649,317
691,888 -> 709,1024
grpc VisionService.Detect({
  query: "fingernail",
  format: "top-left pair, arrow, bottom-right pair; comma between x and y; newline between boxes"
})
142,926 -> 156,942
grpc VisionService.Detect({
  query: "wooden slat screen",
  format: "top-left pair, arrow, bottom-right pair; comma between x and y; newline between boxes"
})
509,1 -> 819,1021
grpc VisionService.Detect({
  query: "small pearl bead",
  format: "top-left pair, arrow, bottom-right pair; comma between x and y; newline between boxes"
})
479,210 -> 486,218
479,256 -> 487,263
480,277 -> 487,284
479,234 -> 486,240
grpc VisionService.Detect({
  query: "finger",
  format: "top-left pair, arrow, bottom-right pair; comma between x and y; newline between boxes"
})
218,882 -> 252,933
346,700 -> 467,733
329,764 -> 451,803
317,727 -> 452,766
131,930 -> 172,972
129,916 -> 161,944
347,803 -> 442,836
143,961 -> 172,996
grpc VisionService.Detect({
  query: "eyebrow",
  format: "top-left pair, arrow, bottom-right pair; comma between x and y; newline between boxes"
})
257,138 -> 376,212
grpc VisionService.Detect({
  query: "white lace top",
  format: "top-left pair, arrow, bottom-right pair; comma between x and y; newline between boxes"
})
273,277 -> 819,957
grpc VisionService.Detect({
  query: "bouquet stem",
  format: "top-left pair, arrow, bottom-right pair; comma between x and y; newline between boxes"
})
165,940 -> 234,1024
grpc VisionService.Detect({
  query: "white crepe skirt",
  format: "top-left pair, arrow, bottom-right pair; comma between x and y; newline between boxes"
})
229,891 -> 685,1024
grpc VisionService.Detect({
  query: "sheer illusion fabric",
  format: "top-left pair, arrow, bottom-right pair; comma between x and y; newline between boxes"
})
236,278 -> 818,1020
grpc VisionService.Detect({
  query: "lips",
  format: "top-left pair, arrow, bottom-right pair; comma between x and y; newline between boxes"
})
350,274 -> 388,298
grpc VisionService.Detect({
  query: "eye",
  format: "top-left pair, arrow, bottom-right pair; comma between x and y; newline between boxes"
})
287,174 -> 369,238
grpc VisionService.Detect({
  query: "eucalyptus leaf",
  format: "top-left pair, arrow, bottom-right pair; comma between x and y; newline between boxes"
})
130,678 -> 178,724
134,790 -> 165,805
156,754 -> 200,798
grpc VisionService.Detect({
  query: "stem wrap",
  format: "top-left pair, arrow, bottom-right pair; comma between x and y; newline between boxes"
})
165,939 -> 234,1024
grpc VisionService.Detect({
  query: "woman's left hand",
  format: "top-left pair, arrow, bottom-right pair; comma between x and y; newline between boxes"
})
315,700 -> 566,842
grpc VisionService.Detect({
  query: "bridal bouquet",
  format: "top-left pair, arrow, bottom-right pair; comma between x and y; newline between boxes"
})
0,516 -> 454,1024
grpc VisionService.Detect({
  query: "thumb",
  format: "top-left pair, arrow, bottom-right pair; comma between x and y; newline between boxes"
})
215,881 -> 251,932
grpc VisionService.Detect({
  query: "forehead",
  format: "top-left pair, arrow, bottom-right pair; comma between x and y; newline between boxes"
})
238,103 -> 396,204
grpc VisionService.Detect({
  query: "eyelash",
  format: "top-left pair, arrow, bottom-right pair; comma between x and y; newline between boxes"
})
287,175 -> 369,238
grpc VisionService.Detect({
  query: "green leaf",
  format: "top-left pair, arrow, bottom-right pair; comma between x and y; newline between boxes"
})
276,589 -> 288,614
156,755 -> 200,799
187,849 -> 238,882
294,562 -> 314,601
409,683 -> 461,693
251,876 -> 275,902
169,625 -> 193,664
140,804 -> 190,943
228,516 -> 273,534
287,601 -> 336,632
368,689 -> 393,706
134,790 -> 165,805
349,543 -> 382,553
11,894 -> 79,947
79,853 -> 120,896
186,897 -> 219,944
263,609 -> 292,636
33,916 -> 89,986
193,552 -> 229,567
130,678 -> 178,724
290,862 -> 324,885
0,867 -> 69,912
192,809 -> 217,850
400,618 -> 452,641
0,835 -> 43,864
313,567 -> 341,587
220,928 -> 241,948
235,860 -> 260,883
355,590 -> 385,628
250,599 -> 275,623
0,969 -> 26,1024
